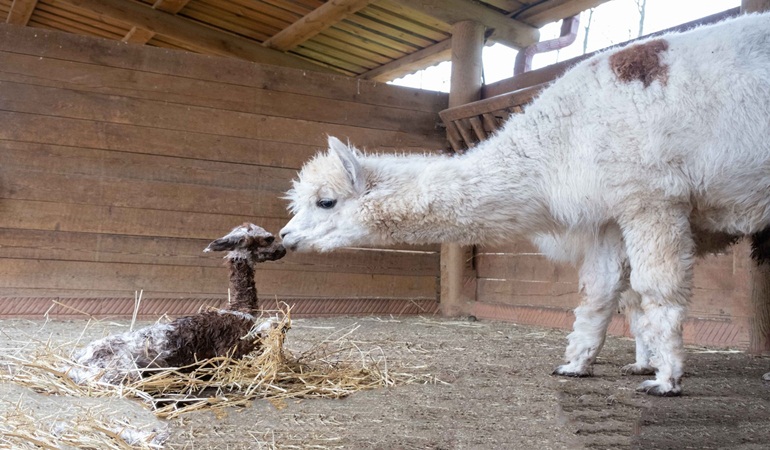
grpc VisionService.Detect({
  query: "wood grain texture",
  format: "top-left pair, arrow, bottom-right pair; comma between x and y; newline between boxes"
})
264,0 -> 375,51
0,25 -> 444,313
6,0 -> 38,25
0,23 -> 448,113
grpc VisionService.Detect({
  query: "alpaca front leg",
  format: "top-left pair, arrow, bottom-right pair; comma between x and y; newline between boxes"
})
554,227 -> 628,377
635,302 -> 686,396
619,289 -> 655,375
622,206 -> 693,396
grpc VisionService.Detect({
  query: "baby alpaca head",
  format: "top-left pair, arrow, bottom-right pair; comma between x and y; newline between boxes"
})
204,223 -> 286,262
281,137 -> 374,252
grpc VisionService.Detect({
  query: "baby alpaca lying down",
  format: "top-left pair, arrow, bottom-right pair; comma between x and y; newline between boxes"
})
66,224 -> 286,385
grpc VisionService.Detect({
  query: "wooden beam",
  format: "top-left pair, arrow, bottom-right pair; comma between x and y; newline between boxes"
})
742,0 -> 770,13
57,0 -> 332,73
122,26 -> 156,44
515,0 -> 609,27
120,1 -> 190,46
742,0 -> 770,356
6,0 -> 38,25
360,39 -> 451,82
440,20 -> 485,317
391,0 -> 539,49
264,0 -> 374,51
153,0 -> 191,14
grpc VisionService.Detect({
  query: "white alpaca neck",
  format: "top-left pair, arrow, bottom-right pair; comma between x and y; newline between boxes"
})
358,127 -> 552,246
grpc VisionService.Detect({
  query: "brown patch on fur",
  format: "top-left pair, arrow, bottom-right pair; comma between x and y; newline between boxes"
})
609,39 -> 669,87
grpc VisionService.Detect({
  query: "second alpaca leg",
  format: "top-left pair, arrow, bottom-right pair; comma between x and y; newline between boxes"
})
620,289 -> 655,375
554,225 -> 629,376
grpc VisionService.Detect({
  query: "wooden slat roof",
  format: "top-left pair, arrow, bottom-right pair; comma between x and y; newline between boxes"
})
3,0 -> 613,80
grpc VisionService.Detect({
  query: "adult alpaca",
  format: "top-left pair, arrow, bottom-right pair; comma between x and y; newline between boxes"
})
280,13 -> 770,397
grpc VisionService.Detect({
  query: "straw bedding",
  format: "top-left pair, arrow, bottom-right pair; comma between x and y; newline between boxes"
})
0,309 -> 433,448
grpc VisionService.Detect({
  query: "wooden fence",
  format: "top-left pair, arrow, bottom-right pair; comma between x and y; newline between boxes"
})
0,24 -> 447,318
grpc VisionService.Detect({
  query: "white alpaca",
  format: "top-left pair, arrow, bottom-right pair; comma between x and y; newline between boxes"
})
280,13 -> 770,397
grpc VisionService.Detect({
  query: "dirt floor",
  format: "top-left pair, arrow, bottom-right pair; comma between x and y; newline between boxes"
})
2,315 -> 770,449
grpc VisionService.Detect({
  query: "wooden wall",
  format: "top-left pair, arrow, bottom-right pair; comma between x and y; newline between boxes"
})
0,24 -> 447,318
473,241 -> 753,349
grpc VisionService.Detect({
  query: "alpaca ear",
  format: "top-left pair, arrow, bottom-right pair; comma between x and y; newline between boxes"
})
328,136 -> 365,193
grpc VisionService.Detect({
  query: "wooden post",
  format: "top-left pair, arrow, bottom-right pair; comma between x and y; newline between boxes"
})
440,20 -> 485,316
742,0 -> 770,13
742,0 -> 770,354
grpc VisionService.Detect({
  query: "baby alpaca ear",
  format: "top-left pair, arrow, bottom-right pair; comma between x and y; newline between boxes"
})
328,136 -> 365,193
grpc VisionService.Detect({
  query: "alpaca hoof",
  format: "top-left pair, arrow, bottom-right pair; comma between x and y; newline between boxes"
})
553,364 -> 592,378
636,379 -> 681,397
621,363 -> 655,376
763,372 -> 770,382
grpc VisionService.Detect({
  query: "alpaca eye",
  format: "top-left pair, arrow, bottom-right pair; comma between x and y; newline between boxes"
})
316,199 -> 337,209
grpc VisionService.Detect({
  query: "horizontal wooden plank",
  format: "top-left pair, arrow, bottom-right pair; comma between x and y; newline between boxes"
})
477,240 -> 541,254
689,287 -> 745,320
0,111 -> 438,171
0,80 -> 443,149
0,295 -> 440,318
0,228 -> 439,277
0,199 -> 438,251
477,279 -> 581,309
0,259 -> 438,298
0,167 -> 289,219
0,198 -> 280,239
478,277 -> 747,321
0,51 -> 441,136
477,277 -> 578,298
0,112 -> 321,169
476,253 -> 577,282
0,23 -> 448,113
0,140 -> 292,192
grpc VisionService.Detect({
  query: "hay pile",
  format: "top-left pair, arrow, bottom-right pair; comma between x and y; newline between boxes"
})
1,309 -> 433,448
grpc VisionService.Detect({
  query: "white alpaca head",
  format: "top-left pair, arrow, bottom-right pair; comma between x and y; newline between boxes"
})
280,137 -> 375,252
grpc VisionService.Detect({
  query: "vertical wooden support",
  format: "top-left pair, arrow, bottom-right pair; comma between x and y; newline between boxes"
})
743,0 -> 770,354
743,0 -> 770,13
440,20 -> 485,316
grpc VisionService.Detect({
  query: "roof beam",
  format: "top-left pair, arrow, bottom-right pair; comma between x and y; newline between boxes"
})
515,0 -> 609,27
360,39 -> 451,82
390,0 -> 539,49
6,0 -> 39,25
152,0 -> 191,14
120,0 -> 191,45
264,0 -> 375,51
58,0 -> 332,72
122,26 -> 156,44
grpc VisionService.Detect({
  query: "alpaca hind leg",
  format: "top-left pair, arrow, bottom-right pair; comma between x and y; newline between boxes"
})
622,205 -> 693,396
554,225 -> 628,377
619,289 -> 655,375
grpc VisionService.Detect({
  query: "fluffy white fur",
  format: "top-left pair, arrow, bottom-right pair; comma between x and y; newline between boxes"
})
281,14 -> 770,396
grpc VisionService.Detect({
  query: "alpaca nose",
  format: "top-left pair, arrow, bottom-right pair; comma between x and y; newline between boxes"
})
279,230 -> 289,240
264,235 -> 275,244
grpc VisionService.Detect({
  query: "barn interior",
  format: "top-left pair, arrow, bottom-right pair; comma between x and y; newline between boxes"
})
1,0 -> 768,354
